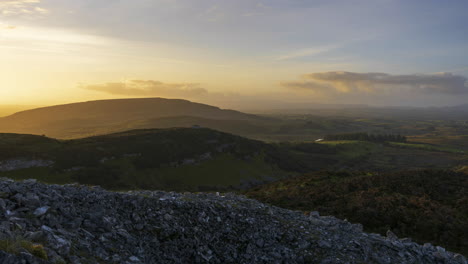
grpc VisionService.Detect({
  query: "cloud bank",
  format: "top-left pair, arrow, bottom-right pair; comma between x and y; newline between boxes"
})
83,80 -> 208,98
282,71 -> 468,95
81,73 -> 468,109
80,79 -> 301,111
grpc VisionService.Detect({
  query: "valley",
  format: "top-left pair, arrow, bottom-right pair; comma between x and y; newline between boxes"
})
0,99 -> 467,260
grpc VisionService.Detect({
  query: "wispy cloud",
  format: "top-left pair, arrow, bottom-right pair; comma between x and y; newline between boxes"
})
0,26 -> 109,55
0,21 -> 15,29
0,0 -> 48,16
82,80 -> 208,98
276,45 -> 340,61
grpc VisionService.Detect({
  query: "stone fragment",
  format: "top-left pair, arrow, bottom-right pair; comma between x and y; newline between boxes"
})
33,206 -> 50,217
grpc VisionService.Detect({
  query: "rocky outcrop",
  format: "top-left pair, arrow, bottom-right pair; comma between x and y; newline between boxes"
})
0,178 -> 466,264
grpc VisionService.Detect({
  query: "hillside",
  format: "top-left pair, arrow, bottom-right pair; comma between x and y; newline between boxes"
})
2,98 -> 468,145
260,104 -> 468,120
0,128 -> 290,191
272,140 -> 466,172
0,128 -> 466,192
0,105 -> 41,118
0,98 -> 265,139
245,170 -> 468,255
0,179 -> 466,263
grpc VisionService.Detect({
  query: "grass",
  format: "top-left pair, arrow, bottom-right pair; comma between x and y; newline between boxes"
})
0,236 -> 48,260
1,151 -> 288,192
0,133 -> 60,158
316,141 -> 379,160
316,140 -> 360,145
0,128 -> 289,191
153,153 -> 285,186
388,142 -> 465,154
0,167 -> 73,184
103,153 -> 289,191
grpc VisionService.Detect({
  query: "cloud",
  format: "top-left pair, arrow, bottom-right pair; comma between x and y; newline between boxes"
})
0,21 -> 15,29
82,80 -> 208,98
0,0 -> 48,16
282,71 -> 468,95
276,45 -> 339,61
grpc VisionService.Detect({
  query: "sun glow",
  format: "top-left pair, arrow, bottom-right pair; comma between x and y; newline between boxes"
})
0,26 -> 108,48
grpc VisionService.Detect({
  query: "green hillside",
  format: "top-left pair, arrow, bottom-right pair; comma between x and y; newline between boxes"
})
0,128 -> 289,191
1,128 -> 466,192
245,170 -> 468,255
272,140 -> 467,172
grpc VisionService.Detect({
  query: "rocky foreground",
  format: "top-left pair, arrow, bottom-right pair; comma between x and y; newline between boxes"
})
0,179 -> 466,264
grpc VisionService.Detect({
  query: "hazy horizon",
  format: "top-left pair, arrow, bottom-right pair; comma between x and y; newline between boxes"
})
1,0 -> 467,108
2,96 -> 468,119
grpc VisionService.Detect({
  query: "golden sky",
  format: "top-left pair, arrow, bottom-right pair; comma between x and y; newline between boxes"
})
1,0 -> 467,109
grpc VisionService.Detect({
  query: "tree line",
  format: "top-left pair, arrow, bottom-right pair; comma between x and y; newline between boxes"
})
323,132 -> 407,142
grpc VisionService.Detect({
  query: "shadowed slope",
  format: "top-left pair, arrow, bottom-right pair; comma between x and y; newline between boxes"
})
245,170 -> 468,255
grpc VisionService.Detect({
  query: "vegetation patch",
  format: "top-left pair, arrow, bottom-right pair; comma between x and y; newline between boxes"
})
245,169 -> 468,255
388,142 -> 465,154
0,236 -> 48,260
323,132 -> 407,143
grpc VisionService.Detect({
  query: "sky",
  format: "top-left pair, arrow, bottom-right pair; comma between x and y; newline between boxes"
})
0,0 -> 467,110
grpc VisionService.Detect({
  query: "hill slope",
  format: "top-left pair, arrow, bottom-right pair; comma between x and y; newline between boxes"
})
0,98 -> 264,139
1,129 -> 466,191
245,170 -> 468,255
0,128 -> 289,191
0,179 -> 465,263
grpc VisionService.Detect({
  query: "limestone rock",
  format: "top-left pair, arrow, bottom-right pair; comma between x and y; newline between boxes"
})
0,178 -> 464,264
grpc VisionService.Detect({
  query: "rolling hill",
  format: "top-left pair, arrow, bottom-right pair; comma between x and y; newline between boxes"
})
3,98 -> 468,145
1,127 -> 467,257
0,98 -> 267,139
0,128 -> 291,191
0,127 -> 466,191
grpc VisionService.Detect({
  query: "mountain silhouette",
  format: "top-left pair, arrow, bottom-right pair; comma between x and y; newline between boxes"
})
0,98 -> 263,139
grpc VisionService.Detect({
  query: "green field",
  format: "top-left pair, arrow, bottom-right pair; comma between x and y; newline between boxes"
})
0,128 -> 292,191
389,142 -> 465,154
0,167 -> 73,185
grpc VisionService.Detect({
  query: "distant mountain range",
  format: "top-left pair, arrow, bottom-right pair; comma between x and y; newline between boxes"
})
0,98 -> 266,139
